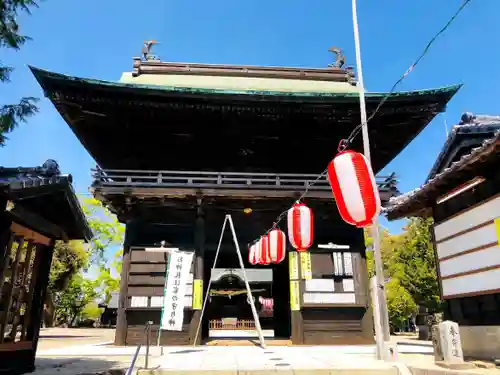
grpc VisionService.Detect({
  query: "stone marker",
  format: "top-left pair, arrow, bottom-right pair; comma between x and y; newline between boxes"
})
432,320 -> 475,370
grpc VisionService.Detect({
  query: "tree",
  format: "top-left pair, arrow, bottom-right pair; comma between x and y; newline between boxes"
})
53,274 -> 99,326
49,241 -> 89,292
389,217 -> 441,312
385,278 -> 417,332
44,240 -> 90,326
96,248 -> 123,304
1,0 -> 40,145
365,226 -> 418,329
81,197 -> 125,266
81,302 -> 103,321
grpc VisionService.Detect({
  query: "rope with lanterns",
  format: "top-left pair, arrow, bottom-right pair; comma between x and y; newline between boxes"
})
245,0 -> 474,265
245,0 -> 473,265
247,134 -> 381,266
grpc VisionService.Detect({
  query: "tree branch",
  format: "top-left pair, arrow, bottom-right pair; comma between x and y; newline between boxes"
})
0,97 -> 39,145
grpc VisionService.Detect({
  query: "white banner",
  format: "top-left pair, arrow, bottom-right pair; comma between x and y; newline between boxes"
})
161,250 -> 194,331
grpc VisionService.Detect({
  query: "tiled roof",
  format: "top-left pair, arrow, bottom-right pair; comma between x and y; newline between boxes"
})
1,160 -> 93,241
384,130 -> 500,218
426,114 -> 500,181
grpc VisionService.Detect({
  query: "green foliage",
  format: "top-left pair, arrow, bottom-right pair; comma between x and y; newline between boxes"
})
49,241 -> 89,293
54,274 -> 100,326
46,198 -> 124,326
365,218 -> 439,328
389,217 -> 441,312
81,302 -> 103,320
96,248 -> 123,304
386,278 -> 417,331
81,197 -> 125,266
0,0 -> 40,145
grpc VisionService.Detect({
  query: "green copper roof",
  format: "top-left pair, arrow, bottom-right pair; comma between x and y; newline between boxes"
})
30,66 -> 462,101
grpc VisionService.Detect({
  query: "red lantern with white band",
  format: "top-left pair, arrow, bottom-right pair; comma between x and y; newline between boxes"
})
287,203 -> 314,252
327,150 -> 381,228
248,242 -> 258,265
268,229 -> 286,264
259,235 -> 271,265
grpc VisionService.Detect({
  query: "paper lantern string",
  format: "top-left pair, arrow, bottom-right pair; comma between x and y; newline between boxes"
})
248,0 -> 471,247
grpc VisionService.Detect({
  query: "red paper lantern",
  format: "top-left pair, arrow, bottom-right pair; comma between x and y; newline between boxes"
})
259,235 -> 271,265
327,150 -> 381,228
287,203 -> 314,251
248,242 -> 258,265
259,296 -> 274,310
268,229 -> 286,264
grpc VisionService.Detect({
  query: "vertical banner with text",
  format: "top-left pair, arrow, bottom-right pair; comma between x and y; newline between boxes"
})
161,250 -> 194,331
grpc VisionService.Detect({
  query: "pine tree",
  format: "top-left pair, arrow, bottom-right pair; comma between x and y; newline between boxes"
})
0,0 -> 39,145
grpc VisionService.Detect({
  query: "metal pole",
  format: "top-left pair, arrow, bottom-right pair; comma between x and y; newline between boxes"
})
370,277 -> 384,360
351,0 -> 391,360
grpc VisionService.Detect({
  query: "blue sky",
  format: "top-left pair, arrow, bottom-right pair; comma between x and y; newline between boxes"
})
0,0 -> 497,240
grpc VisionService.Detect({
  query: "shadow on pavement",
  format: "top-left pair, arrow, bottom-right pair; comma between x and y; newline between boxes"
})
34,357 -> 127,375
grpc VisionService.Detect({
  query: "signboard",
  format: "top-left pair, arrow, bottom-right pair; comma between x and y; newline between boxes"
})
289,252 -> 299,280
160,250 -> 194,331
300,252 -> 312,279
289,280 -> 300,311
192,279 -> 203,310
495,217 -> 500,245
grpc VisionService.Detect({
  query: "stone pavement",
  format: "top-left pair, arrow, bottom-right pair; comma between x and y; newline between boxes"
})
33,342 -> 500,375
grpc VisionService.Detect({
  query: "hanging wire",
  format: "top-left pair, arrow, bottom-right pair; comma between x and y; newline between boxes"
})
252,0 -> 472,242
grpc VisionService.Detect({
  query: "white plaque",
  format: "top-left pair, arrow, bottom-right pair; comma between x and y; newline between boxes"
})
160,250 -> 194,331
150,296 -> 164,307
130,296 -> 148,308
343,253 -> 353,276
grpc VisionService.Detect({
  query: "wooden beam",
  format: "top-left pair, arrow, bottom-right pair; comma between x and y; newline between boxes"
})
9,205 -> 67,241
189,198 -> 205,345
27,240 -> 55,367
0,237 -> 24,343
10,223 -> 51,246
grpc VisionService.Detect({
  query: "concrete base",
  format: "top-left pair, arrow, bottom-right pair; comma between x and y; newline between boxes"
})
460,325 -> 500,360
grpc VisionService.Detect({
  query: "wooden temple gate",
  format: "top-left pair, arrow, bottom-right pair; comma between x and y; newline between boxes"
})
29,55 -> 459,347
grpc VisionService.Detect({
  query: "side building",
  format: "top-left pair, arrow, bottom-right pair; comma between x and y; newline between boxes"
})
0,160 -> 92,374
31,51 -> 459,346
385,113 -> 500,360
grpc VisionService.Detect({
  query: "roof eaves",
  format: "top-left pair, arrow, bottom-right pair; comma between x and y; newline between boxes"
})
30,66 -> 462,101
384,130 -> 500,219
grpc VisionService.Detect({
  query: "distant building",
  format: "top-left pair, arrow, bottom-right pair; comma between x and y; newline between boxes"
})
98,292 -> 119,327
385,113 -> 500,360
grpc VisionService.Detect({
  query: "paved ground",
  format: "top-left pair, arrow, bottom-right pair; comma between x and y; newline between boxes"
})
32,328 -> 498,375
37,328 -> 115,351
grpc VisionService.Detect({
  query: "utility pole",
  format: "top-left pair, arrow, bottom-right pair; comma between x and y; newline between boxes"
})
350,0 -> 391,360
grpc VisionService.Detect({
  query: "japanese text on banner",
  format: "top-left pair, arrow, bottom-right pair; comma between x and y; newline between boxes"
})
161,250 -> 194,331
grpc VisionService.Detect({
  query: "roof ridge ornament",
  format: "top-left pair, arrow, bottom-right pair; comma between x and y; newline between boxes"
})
328,46 -> 346,69
141,40 -> 160,62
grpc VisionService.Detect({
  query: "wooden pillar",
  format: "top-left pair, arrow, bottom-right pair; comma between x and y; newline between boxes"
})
0,206 -> 13,290
189,198 -> 205,345
27,240 -> 55,370
115,220 -> 135,345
